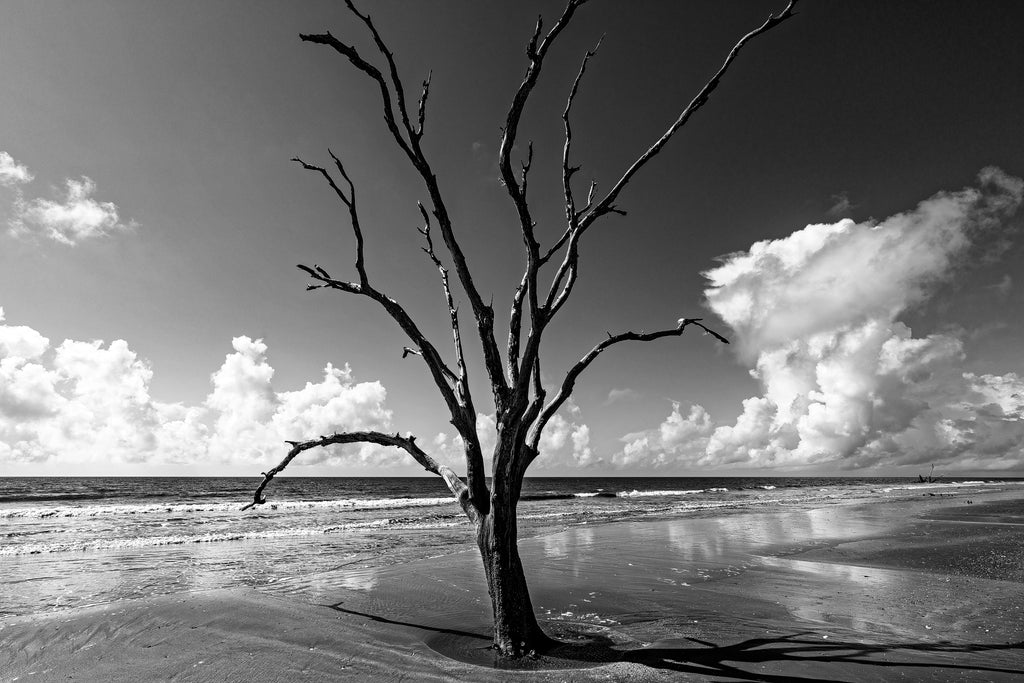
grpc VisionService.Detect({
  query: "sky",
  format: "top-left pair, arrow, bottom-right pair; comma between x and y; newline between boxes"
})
1,0 -> 1023,477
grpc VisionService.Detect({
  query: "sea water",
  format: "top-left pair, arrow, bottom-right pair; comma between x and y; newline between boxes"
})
1,476 -> 1018,618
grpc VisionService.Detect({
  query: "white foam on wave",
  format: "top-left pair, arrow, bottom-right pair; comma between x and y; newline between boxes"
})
0,496 -> 456,520
879,481 -> 1001,493
618,489 -> 705,497
519,511 -> 572,520
668,501 -> 736,511
0,516 -> 474,556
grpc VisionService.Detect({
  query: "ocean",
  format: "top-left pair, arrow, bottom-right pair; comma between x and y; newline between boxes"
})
2,476 -> 1020,619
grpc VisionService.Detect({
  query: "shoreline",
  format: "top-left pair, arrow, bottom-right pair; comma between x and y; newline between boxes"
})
7,479 -> 1018,621
2,488 -> 1023,681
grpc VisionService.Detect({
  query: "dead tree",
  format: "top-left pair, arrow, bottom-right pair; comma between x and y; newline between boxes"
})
919,464 -> 943,483
245,0 -> 797,658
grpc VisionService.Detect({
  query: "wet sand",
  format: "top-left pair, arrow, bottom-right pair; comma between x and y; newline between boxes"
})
2,490 -> 1022,681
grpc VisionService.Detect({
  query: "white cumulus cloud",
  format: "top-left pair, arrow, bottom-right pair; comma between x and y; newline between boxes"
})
0,311 -> 398,470
613,402 -> 714,469
10,176 -> 135,245
616,168 -> 1024,472
707,167 -> 1023,361
434,409 -> 597,471
536,413 -> 598,468
1,152 -> 135,245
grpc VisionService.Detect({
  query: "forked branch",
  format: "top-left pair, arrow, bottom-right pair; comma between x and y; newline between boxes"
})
540,0 -> 798,334
578,0 -> 797,233
293,153 -> 366,284
560,35 -> 603,233
303,4 -> 509,407
417,202 -> 469,397
527,319 -> 729,455
292,156 -> 465,423
415,203 -> 489,513
501,0 -> 592,407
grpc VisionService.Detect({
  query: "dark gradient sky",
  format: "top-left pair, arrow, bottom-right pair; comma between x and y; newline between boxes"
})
1,1 -> 1022,476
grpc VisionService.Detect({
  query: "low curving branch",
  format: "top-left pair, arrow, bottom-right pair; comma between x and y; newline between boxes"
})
526,318 -> 729,456
243,431 -> 477,523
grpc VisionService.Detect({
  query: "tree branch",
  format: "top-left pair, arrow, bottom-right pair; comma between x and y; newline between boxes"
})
417,202 -> 490,513
526,318 -> 729,456
305,3 -> 511,412
417,203 -> 468,395
242,432 -> 478,523
520,141 -> 534,194
506,273 -> 529,386
500,0 -> 592,415
560,36 -> 603,234
291,157 -> 466,439
293,154 -> 367,285
300,31 -> 416,164
540,0 -> 798,328
415,70 -> 431,140
527,37 -> 603,324
342,0 -> 420,144
578,0 -> 797,235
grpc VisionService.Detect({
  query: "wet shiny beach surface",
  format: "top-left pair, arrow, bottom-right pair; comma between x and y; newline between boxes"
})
3,488 -> 1022,681
302,492 -> 1024,679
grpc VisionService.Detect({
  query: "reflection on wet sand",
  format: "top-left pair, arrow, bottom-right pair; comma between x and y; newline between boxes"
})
303,492 -> 1023,680
516,497 -> 1023,647
755,555 -> 904,635
335,568 -> 380,592
531,503 -> 892,597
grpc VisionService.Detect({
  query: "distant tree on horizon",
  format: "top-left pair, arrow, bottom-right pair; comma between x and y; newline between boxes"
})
245,0 -> 797,659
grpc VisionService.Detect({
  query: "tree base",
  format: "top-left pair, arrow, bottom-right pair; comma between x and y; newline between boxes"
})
425,620 -> 620,671
490,629 -> 559,660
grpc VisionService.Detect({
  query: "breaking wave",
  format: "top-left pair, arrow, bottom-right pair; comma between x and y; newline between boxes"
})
0,517 -> 472,556
0,496 -> 456,520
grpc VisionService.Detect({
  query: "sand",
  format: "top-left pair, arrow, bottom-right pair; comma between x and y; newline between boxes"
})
2,490 -> 1022,682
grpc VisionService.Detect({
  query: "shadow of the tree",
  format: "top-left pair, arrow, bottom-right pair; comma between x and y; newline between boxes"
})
602,632 -> 1023,682
325,601 -> 1024,681
327,601 -> 491,642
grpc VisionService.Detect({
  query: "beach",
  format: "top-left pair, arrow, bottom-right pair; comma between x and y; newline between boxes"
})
2,481 -> 1023,681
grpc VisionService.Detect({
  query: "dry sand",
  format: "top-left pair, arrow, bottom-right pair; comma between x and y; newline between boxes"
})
2,490 -> 1022,682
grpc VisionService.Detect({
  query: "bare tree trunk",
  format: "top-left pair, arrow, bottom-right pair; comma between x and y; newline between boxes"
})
476,507 -> 551,657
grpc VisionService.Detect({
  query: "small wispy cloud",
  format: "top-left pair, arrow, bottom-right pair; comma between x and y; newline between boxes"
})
604,387 -> 641,405
989,274 -> 1013,298
0,152 -> 33,186
826,191 -> 855,218
7,175 -> 136,245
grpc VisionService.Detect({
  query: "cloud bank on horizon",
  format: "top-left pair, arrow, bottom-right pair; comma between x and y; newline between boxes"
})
1,169 -> 1022,473
0,322 -> 401,470
0,311 -> 593,472
618,168 -> 1024,472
